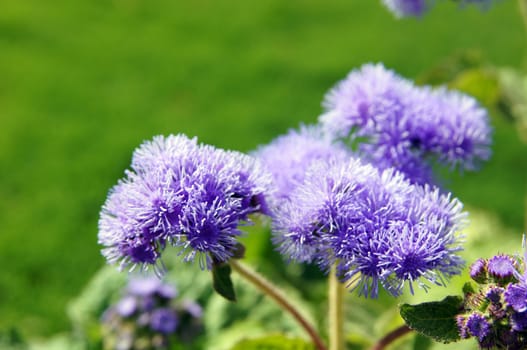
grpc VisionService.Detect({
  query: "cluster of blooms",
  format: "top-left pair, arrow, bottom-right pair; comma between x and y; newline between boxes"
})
99,63 -> 491,300
253,63 -> 492,297
261,151 -> 466,298
456,249 -> 527,349
320,63 -> 492,185
101,277 -> 203,350
98,134 -> 273,272
382,0 -> 495,18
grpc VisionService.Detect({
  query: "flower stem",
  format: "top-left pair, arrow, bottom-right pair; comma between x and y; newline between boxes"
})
369,325 -> 413,350
229,259 -> 328,350
329,265 -> 345,350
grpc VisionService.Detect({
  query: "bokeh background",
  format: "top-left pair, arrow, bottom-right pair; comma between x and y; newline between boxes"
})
1,0 -> 526,345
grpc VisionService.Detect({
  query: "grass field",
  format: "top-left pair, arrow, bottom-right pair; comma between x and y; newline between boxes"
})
0,0 -> 526,340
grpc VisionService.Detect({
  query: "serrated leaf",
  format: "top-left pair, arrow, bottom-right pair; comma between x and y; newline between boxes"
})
229,334 -> 314,350
212,262 -> 236,302
400,296 -> 463,344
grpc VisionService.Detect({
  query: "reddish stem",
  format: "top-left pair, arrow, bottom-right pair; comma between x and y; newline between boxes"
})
369,325 -> 413,350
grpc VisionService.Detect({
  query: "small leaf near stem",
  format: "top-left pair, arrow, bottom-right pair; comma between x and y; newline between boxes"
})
229,259 -> 328,350
212,262 -> 237,302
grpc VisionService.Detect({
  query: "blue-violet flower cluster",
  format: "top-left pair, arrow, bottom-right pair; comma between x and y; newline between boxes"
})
98,134 -> 272,272
271,157 -> 467,298
382,0 -> 495,18
320,63 -> 492,185
456,246 -> 527,349
101,277 -> 203,350
382,0 -> 431,18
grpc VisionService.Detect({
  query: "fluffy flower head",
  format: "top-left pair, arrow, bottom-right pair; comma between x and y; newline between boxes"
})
273,157 -> 466,297
320,63 -> 492,185
99,134 -> 272,272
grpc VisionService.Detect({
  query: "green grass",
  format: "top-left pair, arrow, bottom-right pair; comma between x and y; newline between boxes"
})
0,0 -> 526,339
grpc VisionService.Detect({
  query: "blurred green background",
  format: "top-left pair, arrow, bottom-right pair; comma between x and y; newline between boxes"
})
1,0 -> 526,344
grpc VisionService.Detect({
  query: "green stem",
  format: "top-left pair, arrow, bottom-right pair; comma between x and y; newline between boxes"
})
369,325 -> 413,350
329,265 -> 345,350
229,259 -> 328,350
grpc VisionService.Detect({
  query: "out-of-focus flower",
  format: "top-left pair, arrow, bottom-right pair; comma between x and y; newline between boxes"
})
101,277 -> 203,350
382,0 -> 431,18
320,63 -> 492,185
98,134 -> 273,272
272,157 -> 466,298
382,0 -> 496,18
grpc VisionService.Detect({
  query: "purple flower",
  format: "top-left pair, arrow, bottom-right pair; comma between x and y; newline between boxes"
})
150,308 -> 178,334
272,157 -> 466,297
99,134 -> 272,271
505,284 -> 527,312
128,277 -> 174,297
469,258 -> 487,283
254,125 -> 352,202
466,312 -> 491,341
382,0 -> 430,18
456,315 -> 469,339
115,295 -> 137,317
181,300 -> 203,318
511,311 -> 527,332
456,242 -> 527,349
485,286 -> 504,304
382,0 -> 495,18
102,277 -> 203,349
488,254 -> 517,281
320,63 -> 492,185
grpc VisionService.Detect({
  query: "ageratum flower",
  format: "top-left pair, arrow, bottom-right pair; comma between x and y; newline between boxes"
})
382,0 -> 431,18
456,245 -> 527,349
99,134 -> 272,272
488,254 -> 517,282
101,277 -> 203,350
382,0 -> 495,18
273,157 -> 466,298
466,312 -> 491,341
254,125 -> 352,202
320,63 -> 492,185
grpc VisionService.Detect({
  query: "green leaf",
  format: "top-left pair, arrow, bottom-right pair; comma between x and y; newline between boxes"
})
229,334 -> 314,350
400,296 -> 463,344
212,262 -> 237,302
412,333 -> 432,350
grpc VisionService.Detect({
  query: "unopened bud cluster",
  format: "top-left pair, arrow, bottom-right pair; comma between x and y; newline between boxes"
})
101,277 -> 203,350
456,253 -> 527,349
